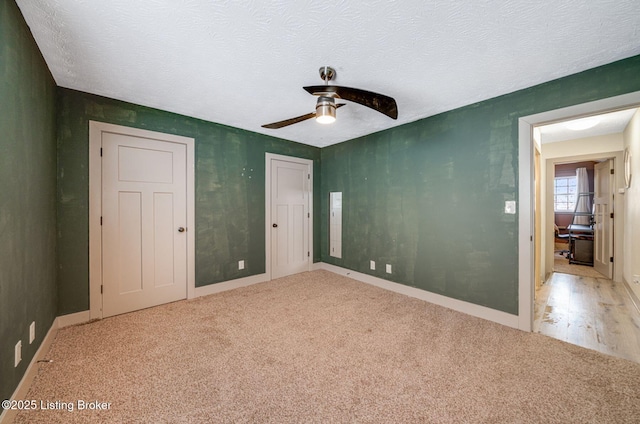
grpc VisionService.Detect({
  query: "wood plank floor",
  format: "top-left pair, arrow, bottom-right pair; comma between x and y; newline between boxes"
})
534,271 -> 640,363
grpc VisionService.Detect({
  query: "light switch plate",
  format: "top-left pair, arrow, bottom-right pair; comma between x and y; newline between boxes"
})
386,264 -> 392,274
505,201 -> 516,214
238,260 -> 245,270
370,260 -> 375,270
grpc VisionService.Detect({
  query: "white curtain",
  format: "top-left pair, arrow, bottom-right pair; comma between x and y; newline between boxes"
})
574,167 -> 590,225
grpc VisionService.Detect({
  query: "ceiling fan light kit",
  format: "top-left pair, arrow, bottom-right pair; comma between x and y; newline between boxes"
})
261,66 -> 398,129
315,96 -> 336,124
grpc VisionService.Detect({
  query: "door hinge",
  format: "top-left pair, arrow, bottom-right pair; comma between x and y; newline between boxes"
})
610,212 -> 614,219
610,257 -> 614,263
307,174 -> 310,179
100,147 -> 103,157
100,285 -> 103,294
307,251 -> 310,257
100,216 -> 103,225
610,168 -> 614,174
307,212 -> 310,218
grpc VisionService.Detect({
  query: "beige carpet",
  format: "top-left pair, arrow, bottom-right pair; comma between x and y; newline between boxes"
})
14,270 -> 640,423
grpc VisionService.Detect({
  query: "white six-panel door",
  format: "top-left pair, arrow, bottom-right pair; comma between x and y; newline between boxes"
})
101,132 -> 188,317
269,157 -> 311,279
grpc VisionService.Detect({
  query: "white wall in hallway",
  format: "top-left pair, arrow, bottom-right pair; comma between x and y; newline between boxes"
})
623,109 -> 640,300
542,133 -> 623,159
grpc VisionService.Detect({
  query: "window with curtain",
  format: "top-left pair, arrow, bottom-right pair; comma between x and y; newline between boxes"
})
554,176 -> 577,211
574,167 -> 591,225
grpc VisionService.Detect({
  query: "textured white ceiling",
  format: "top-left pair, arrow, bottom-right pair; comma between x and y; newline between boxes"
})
16,0 -> 640,147
538,108 -> 638,144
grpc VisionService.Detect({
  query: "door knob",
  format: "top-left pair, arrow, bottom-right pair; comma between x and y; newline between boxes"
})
272,223 -> 278,228
178,227 -> 186,232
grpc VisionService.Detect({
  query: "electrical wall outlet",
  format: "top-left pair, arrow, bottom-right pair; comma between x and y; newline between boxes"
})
238,260 -> 245,270
386,264 -> 392,274
633,275 -> 640,284
29,321 -> 36,344
15,340 -> 22,367
370,260 -> 376,270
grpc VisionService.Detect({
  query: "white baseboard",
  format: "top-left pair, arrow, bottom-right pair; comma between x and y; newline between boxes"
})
0,319 -> 59,424
317,263 -> 520,329
56,310 -> 91,328
623,278 -> 640,314
193,273 -> 269,298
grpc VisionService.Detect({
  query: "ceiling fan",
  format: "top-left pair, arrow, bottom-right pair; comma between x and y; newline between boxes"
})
261,66 -> 398,129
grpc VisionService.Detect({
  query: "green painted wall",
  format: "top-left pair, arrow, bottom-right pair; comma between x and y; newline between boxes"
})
321,55 -> 640,314
0,0 -> 58,404
56,89 -> 321,315
4,0 -> 640,403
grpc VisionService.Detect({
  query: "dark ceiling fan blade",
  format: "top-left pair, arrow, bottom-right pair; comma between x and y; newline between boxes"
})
262,104 -> 346,129
262,112 -> 316,129
303,85 -> 398,119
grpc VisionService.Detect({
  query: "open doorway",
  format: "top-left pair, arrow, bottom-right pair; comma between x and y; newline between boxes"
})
535,108 -> 636,283
518,91 -> 640,331
527,106 -> 640,362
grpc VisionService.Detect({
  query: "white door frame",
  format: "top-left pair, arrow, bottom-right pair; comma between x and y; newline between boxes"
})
89,121 -> 195,319
265,153 -> 313,280
518,91 -> 640,331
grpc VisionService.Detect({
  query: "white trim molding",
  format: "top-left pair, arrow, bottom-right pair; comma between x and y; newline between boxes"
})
56,310 -> 91,328
518,117 -> 535,332
194,273 -> 269,298
317,263 -> 520,329
89,121 -> 196,318
623,278 -> 640,314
